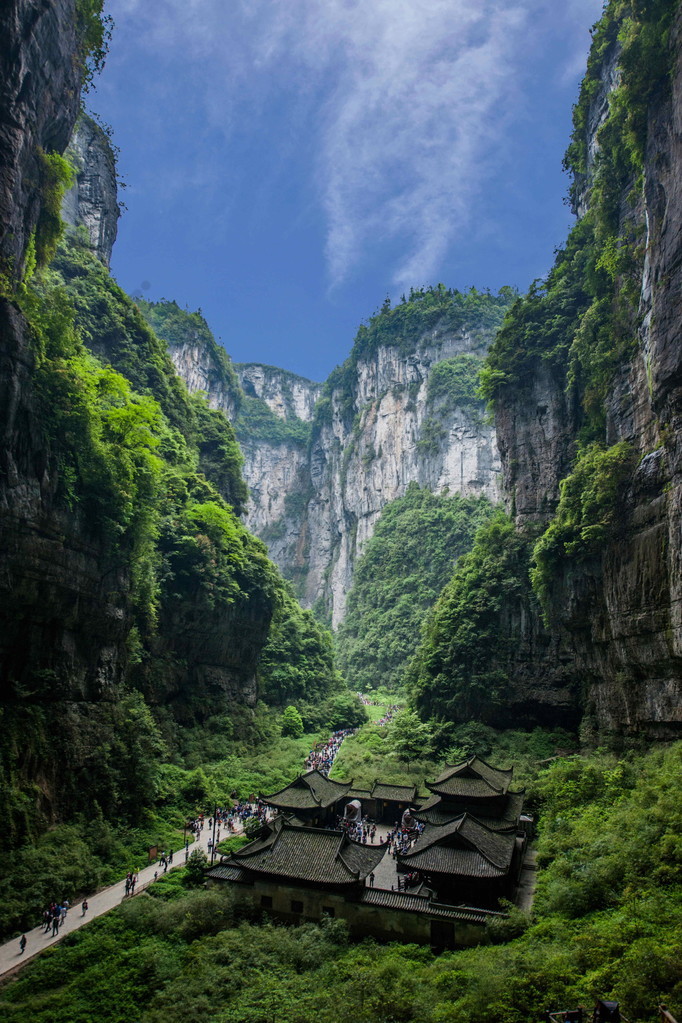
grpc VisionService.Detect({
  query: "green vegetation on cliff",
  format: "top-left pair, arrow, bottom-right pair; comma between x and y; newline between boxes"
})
1,230 -> 352,929
314,285 -> 515,429
482,1 -> 674,438
426,351 -> 486,416
336,484 -> 495,691
531,441 -> 635,613
408,510 -> 536,724
3,743 -> 681,1023
259,582 -> 340,705
236,394 -> 311,446
470,0 -> 676,650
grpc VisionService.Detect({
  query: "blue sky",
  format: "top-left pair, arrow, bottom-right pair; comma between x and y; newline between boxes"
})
92,0 -> 604,381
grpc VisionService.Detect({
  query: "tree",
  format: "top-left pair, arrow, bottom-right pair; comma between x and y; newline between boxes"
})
281,705 -> 304,739
185,848 -> 208,887
386,710 -> 434,760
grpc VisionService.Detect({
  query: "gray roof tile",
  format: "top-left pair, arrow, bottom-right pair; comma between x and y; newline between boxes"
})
398,813 -> 517,878
263,770 -> 352,810
229,819 -> 385,885
428,756 -> 514,799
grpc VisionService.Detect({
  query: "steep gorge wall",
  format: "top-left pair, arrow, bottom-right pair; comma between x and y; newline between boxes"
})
62,113 -> 119,265
0,0 -> 129,833
0,3 -> 278,840
492,4 -> 682,737
300,327 -> 501,625
169,306 -> 504,627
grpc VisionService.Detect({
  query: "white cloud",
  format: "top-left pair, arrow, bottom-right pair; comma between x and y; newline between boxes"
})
104,0 -> 603,290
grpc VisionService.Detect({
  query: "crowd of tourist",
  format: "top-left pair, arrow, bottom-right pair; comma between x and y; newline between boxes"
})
306,728 -> 355,775
189,801 -> 271,849
386,819 -> 425,858
339,815 -> 380,844
374,704 -> 401,727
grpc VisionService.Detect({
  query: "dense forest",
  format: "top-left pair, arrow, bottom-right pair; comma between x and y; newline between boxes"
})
337,485 -> 495,691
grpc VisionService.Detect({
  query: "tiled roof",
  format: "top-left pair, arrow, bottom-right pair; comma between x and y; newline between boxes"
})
414,790 -> 525,828
427,756 -> 514,799
206,864 -> 250,883
370,782 -> 417,802
359,888 -> 505,924
228,818 -> 385,885
263,770 -> 352,810
398,814 -> 516,879
347,788 -> 373,799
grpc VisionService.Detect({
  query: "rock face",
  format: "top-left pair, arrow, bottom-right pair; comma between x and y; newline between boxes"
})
0,0 -> 80,283
236,363 -> 322,421
62,113 -> 119,264
171,320 -> 502,627
0,0 -> 112,702
301,331 -> 500,626
493,10 -> 682,738
0,0 -> 129,830
0,3 -> 273,837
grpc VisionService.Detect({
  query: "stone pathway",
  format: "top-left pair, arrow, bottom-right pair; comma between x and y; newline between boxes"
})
0,821 -> 236,981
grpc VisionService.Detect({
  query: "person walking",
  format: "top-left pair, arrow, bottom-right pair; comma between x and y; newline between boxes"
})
19,934 -> 27,954
81,899 -> 88,916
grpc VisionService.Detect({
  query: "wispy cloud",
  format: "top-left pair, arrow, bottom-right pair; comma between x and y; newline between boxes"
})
105,0 -> 603,291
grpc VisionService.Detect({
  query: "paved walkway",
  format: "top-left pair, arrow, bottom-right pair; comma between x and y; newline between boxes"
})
0,821 -> 236,981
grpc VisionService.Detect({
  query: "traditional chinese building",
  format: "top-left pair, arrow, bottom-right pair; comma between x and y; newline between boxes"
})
206,815 -> 505,947
262,770 -> 353,825
346,780 -> 418,822
397,812 -> 525,906
414,756 -> 525,829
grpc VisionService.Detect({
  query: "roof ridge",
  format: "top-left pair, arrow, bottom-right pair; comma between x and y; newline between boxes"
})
336,838 -> 361,879
473,755 -> 513,776
459,813 -> 514,870
304,776 -> 323,806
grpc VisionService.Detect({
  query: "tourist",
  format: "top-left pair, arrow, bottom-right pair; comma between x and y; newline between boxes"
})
81,899 -> 88,916
19,934 -> 27,954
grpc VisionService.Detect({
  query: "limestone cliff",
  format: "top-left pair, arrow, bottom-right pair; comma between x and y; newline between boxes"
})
62,113 -> 119,264
488,2 -> 682,738
0,3 -> 278,840
0,0 -> 80,284
236,362 -> 322,421
166,290 -> 511,626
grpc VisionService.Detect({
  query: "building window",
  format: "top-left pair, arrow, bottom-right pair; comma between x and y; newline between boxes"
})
261,895 -> 273,909
290,900 -> 303,913
322,906 -> 335,917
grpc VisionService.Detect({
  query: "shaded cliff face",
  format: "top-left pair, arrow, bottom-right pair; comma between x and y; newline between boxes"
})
168,291 -> 510,627
0,0 -> 80,284
62,113 -> 119,265
489,4 -> 682,737
0,0 -> 111,699
0,8 -> 280,840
